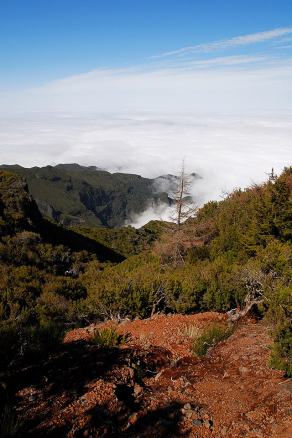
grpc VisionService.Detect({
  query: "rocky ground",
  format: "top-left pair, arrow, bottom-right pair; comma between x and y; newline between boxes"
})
13,312 -> 292,437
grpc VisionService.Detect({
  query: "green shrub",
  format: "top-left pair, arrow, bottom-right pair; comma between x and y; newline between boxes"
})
266,286 -> 292,377
26,321 -> 65,355
0,323 -> 18,371
0,404 -> 22,438
192,322 -> 233,357
269,322 -> 292,377
92,327 -> 125,347
50,278 -> 87,301
0,320 -> 65,370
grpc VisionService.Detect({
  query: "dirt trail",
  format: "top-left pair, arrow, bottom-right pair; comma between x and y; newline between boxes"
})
15,313 -> 292,437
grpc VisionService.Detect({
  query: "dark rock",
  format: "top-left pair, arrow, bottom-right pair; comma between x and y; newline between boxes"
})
193,419 -> 204,426
204,419 -> 214,429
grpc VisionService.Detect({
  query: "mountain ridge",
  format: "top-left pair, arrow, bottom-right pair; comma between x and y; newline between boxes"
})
0,170 -> 124,262
0,163 -> 190,228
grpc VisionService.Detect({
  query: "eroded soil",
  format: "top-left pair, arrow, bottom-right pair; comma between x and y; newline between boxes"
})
12,313 -> 292,437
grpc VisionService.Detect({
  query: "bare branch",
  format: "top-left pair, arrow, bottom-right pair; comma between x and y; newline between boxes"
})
170,161 -> 198,227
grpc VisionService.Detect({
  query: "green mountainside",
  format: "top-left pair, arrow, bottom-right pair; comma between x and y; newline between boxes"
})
0,165 -> 291,426
0,170 -> 123,263
0,164 -> 173,227
74,220 -> 165,258
0,170 -> 164,376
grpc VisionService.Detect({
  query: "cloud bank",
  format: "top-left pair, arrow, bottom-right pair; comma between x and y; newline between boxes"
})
1,113 -> 291,205
0,26 -> 291,224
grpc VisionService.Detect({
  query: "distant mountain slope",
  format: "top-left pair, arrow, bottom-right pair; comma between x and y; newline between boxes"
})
74,220 -> 166,258
0,164 -> 178,227
0,170 -> 124,262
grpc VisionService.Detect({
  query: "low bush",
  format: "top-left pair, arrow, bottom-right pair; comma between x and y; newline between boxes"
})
0,323 -> 19,371
0,403 -> 22,438
26,321 -> 65,356
92,327 -> 125,348
192,322 -> 233,357
266,286 -> 292,377
269,322 -> 292,377
0,320 -> 65,372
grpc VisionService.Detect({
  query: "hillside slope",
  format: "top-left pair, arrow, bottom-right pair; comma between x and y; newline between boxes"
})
13,315 -> 292,437
0,170 -> 123,262
0,164 -> 178,227
0,167 -> 291,437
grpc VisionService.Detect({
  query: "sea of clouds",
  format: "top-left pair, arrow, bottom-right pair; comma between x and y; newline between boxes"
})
1,33 -> 292,225
0,112 -> 291,221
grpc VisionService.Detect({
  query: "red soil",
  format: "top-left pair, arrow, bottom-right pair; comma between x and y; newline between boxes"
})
16,313 -> 292,437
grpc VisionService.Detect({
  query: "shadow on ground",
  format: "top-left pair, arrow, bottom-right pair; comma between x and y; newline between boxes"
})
4,339 -> 182,437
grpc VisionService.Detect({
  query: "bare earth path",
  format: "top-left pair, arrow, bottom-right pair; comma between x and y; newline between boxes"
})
15,313 -> 292,437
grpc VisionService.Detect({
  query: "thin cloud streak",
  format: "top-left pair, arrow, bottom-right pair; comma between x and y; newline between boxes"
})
159,54 -> 274,71
152,26 -> 292,58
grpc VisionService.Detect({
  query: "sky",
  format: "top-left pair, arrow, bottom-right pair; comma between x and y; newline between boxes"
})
0,0 -> 292,219
1,0 -> 292,87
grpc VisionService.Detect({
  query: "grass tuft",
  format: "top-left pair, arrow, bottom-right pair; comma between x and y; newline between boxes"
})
0,404 -> 22,438
181,324 -> 201,340
92,327 -> 127,348
192,322 -> 233,357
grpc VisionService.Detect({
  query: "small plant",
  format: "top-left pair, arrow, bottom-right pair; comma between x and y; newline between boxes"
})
92,327 -> 126,347
192,322 -> 233,357
181,324 -> 201,340
0,404 -> 22,438
129,357 -> 144,384
27,322 -> 65,353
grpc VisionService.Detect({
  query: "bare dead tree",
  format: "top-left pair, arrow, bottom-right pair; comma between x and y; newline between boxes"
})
170,161 -> 197,227
265,167 -> 277,183
150,285 -> 166,317
165,162 -> 198,266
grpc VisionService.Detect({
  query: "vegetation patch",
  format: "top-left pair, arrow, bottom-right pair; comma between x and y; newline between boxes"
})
0,167 -> 291,378
269,322 -> 292,378
92,327 -> 127,348
181,323 -> 201,340
0,404 -> 22,438
192,322 -> 233,356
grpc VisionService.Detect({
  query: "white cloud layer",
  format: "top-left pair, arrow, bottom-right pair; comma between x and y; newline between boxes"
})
2,59 -> 292,115
0,26 -> 291,225
0,113 -> 291,207
128,203 -> 173,228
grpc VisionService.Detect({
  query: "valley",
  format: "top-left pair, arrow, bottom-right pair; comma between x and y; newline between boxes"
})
0,166 -> 291,437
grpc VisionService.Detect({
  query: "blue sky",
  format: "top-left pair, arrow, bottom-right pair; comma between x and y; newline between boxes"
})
1,0 -> 292,87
